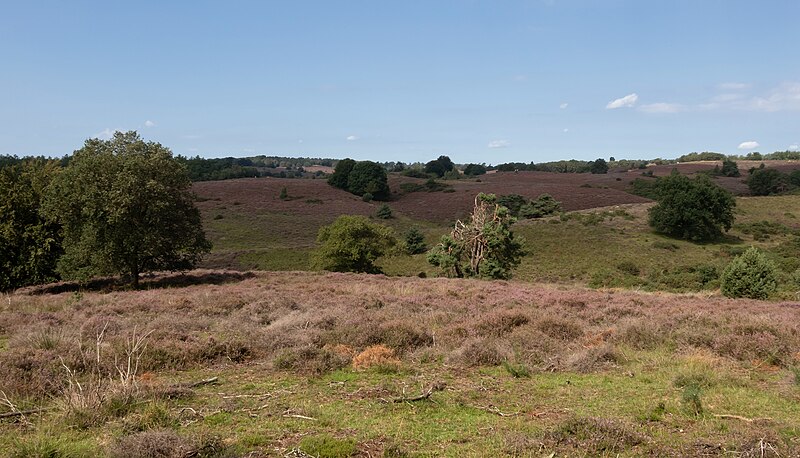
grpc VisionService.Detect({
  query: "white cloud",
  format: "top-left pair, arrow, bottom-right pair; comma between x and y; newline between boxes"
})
789,144 -> 799,151
346,135 -> 359,141
144,120 -> 155,128
639,102 -> 683,113
560,103 -> 569,109
606,93 -> 638,109
747,82 -> 800,112
298,139 -> 304,144
92,128 -> 120,140
563,128 -> 569,133
719,82 -> 750,91
488,139 -> 510,149
738,141 -> 760,150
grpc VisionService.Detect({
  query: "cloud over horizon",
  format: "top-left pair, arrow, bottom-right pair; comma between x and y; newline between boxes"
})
606,93 -> 638,109
738,141 -> 760,150
488,139 -> 510,148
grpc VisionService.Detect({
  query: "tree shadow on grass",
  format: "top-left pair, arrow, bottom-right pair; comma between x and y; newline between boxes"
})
22,270 -> 257,295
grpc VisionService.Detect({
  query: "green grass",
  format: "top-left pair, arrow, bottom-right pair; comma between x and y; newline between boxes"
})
4,348 -> 797,456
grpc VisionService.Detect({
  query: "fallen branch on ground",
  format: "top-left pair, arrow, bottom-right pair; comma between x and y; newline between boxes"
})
188,376 -> 219,388
0,407 -> 51,419
392,382 -> 445,403
712,414 -> 773,423
480,406 -> 520,417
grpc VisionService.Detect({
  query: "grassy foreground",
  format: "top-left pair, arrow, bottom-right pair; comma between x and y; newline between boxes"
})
1,271 -> 799,456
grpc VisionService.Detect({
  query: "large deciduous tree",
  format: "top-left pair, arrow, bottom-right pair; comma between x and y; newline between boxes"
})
0,158 -> 63,290
648,172 -> 735,242
427,193 -> 524,279
43,131 -> 211,287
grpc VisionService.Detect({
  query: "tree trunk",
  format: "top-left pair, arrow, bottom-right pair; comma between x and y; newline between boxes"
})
130,266 -> 139,289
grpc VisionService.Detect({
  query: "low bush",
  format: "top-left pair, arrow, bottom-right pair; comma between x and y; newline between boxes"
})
721,247 -> 777,299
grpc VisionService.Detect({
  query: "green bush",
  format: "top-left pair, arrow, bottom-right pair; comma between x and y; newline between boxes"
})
312,215 -> 396,274
747,166 -> 788,196
720,247 -> 777,299
361,192 -> 373,202
404,227 -> 427,255
375,204 -> 392,219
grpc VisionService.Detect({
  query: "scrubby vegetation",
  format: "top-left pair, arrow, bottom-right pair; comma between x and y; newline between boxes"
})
1,271 -> 799,456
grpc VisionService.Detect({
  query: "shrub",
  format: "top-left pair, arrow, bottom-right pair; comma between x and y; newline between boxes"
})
428,193 -> 524,279
720,159 -> 740,177
720,247 -> 777,299
279,186 -> 288,200
361,192 -> 373,202
463,163 -> 487,176
312,215 -> 396,273
375,204 -> 392,219
327,158 -> 356,189
519,194 -> 562,219
648,173 -> 735,241
502,361 -> 531,378
404,227 -> 427,255
348,161 -> 390,200
589,158 -> 609,174
747,166 -> 788,196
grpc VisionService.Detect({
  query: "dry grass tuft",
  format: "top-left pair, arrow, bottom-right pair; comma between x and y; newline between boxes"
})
352,345 -> 401,371
545,416 -> 647,455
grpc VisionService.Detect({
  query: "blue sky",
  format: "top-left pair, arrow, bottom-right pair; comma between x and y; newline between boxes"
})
2,1 -> 799,163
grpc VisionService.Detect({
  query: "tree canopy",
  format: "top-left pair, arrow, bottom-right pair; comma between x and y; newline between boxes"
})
43,131 -> 211,287
312,215 -> 396,273
648,173 -> 735,242
327,159 -> 390,200
0,158 -> 63,290
424,155 -> 455,178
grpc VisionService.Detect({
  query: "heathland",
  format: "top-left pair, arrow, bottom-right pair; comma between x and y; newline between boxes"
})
2,158 -> 800,456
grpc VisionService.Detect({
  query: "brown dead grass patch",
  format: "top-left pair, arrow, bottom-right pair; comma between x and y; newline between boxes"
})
352,345 -> 400,371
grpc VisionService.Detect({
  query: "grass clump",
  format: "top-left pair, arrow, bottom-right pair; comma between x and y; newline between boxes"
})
502,360 -> 531,378
298,434 -> 356,458
10,432 -> 98,458
352,344 -> 401,372
546,417 -> 646,455
681,383 -> 704,416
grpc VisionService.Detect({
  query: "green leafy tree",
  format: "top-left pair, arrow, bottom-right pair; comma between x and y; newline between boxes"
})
43,131 -> 211,287
720,247 -> 777,299
312,215 -> 396,273
463,163 -> 487,176
720,159 -> 740,177
327,158 -> 356,189
404,227 -> 427,255
747,167 -> 788,195
589,158 -> 609,174
648,173 -> 735,242
424,155 -> 454,178
427,193 -> 524,279
0,159 -> 63,290
347,161 -> 390,200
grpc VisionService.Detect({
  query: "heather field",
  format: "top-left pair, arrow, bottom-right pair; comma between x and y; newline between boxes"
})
1,271 -> 799,456
194,166 -> 800,297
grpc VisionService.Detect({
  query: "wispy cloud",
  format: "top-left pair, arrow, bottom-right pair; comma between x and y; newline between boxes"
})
789,144 -> 799,151
346,135 -> 359,141
606,93 -> 638,109
639,103 -> 683,114
738,141 -> 760,150
559,103 -> 569,109
92,128 -> 120,140
719,82 -> 750,91
144,120 -> 155,128
488,139 -> 510,148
